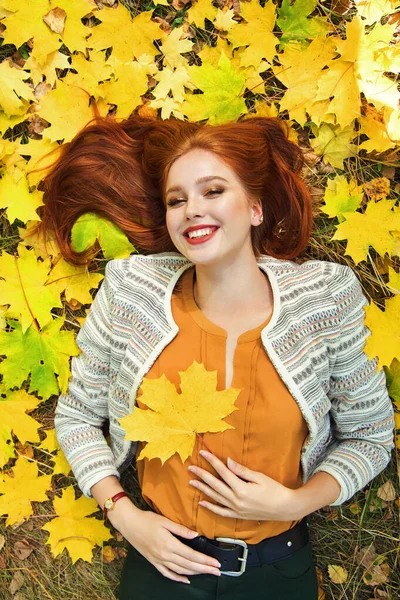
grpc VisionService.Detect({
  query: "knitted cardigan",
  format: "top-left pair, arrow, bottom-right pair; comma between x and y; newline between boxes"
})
55,252 -> 395,506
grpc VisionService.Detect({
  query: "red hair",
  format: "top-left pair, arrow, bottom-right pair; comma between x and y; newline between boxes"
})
39,116 -> 313,264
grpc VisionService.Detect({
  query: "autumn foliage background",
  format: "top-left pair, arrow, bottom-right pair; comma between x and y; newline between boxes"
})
0,0 -> 399,598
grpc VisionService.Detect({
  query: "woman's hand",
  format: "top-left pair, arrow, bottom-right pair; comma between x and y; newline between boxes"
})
109,502 -> 222,584
188,450 -> 300,522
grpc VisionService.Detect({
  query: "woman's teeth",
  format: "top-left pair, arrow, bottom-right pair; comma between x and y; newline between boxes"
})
187,228 -> 216,238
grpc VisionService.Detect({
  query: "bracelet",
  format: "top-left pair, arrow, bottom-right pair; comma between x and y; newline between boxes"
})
103,491 -> 128,519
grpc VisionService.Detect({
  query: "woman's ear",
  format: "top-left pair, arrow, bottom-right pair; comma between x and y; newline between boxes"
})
251,199 -> 263,226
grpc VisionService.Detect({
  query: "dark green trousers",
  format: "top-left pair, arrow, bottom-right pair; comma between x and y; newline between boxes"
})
119,539 -> 318,600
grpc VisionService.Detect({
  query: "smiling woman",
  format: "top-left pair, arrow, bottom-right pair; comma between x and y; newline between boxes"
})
39,115 -> 395,600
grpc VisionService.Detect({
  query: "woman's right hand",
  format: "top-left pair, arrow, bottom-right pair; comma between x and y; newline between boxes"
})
109,501 -> 221,584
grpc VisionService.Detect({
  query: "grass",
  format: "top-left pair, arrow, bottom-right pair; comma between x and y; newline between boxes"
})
0,457 -> 398,599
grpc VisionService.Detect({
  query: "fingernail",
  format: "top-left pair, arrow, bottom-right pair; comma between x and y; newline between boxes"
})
199,450 -> 208,457
227,457 -> 236,467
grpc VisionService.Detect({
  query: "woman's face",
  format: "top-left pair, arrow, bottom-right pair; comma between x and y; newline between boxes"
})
164,149 -> 262,266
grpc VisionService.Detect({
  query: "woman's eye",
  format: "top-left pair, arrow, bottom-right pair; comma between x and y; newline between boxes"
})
167,199 -> 185,207
205,188 -> 223,196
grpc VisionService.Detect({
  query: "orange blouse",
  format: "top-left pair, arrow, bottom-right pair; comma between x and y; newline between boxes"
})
136,267 -> 309,543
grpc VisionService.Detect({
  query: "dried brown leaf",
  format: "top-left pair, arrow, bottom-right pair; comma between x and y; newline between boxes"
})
356,543 -> 376,569
382,166 -> 396,180
9,571 -> 24,596
114,546 -> 127,559
34,83 -> 52,102
0,534 -> 5,552
14,539 -> 33,560
43,8 -> 67,35
377,480 -> 397,502
363,563 -> 390,586
101,545 -> 116,563
364,177 -> 391,201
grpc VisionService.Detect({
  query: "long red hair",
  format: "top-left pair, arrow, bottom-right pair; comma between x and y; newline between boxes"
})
39,116 -> 313,264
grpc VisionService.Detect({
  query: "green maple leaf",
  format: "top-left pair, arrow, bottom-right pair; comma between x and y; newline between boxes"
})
182,51 -> 247,124
321,175 -> 363,222
384,358 -> 400,403
277,0 -> 331,47
0,318 -> 79,399
71,213 -> 135,259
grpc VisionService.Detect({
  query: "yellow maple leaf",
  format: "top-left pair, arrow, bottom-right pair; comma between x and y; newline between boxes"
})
364,296 -> 400,370
45,258 -> 103,305
0,245 -> 62,332
160,26 -> 193,69
315,17 -> 398,127
198,37 -> 235,69
64,52 -> 113,100
1,0 -> 60,61
42,486 -> 112,563
320,174 -> 363,222
0,456 -> 52,526
55,0 -> 96,53
358,105 -> 398,154
227,0 -> 278,68
310,123 -> 357,170
151,65 -> 194,104
186,0 -> 218,28
0,111 -> 27,135
0,390 -> 42,468
88,7 -> 162,62
0,167 -> 43,224
98,59 -> 149,119
331,200 -> 400,264
25,51 -> 70,88
39,80 -> 96,143
214,8 -> 236,32
273,36 -> 336,127
387,266 -> 400,294
355,0 -> 399,25
18,221 -> 60,261
183,50 -> 247,124
23,139 -> 61,188
119,360 -> 242,464
150,96 -> 186,121
38,429 -> 71,476
0,60 -> 36,116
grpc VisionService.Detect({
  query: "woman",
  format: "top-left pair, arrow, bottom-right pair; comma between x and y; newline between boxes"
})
42,116 -> 395,599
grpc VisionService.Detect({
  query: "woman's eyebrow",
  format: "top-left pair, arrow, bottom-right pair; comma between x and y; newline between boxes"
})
166,175 -> 228,195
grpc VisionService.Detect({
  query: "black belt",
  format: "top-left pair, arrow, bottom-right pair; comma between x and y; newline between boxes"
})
175,518 -> 309,576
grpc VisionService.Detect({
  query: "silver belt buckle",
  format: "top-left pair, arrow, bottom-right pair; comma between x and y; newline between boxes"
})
215,537 -> 248,576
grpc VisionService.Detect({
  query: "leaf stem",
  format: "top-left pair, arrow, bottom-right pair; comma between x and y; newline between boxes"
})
14,253 -> 40,332
196,433 -> 214,455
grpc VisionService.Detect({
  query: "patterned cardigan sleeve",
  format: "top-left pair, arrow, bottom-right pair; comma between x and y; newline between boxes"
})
312,263 -> 395,506
54,260 -> 124,498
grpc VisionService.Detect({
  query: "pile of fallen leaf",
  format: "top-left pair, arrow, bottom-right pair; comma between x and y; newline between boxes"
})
0,0 -> 399,598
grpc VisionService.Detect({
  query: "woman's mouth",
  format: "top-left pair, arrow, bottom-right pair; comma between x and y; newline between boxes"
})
184,227 -> 219,245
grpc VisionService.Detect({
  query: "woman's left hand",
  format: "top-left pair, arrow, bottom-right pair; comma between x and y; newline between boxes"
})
188,450 -> 302,522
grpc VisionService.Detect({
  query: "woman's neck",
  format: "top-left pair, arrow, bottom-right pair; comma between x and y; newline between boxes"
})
193,256 -> 273,315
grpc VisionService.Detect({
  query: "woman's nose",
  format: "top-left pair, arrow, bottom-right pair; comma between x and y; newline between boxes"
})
184,196 -> 205,219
